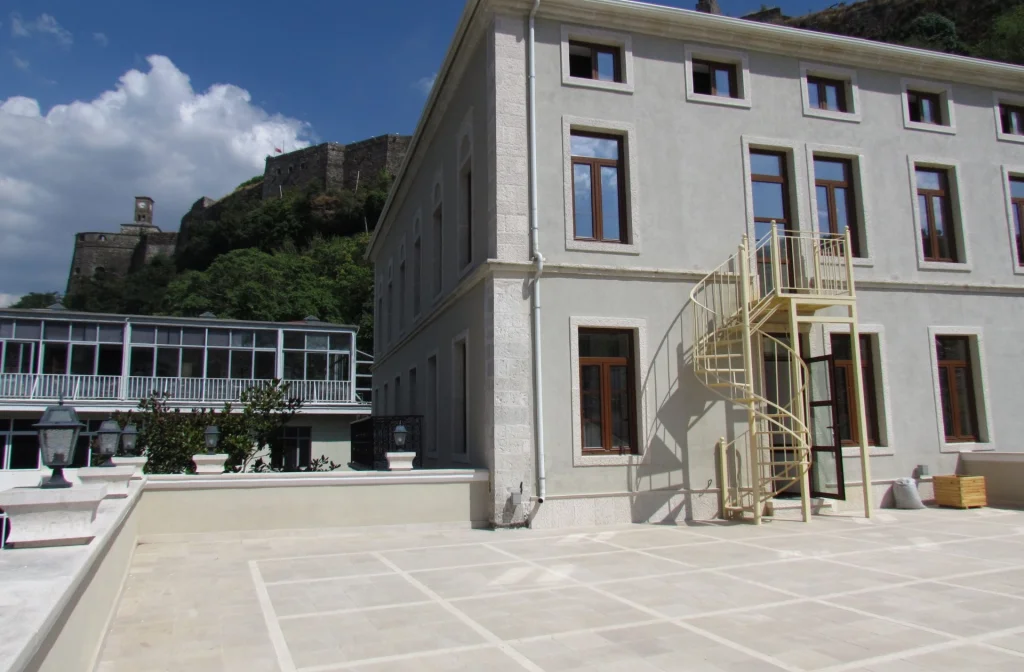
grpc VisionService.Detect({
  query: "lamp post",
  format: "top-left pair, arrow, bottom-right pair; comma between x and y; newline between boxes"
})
392,424 -> 408,449
34,400 -> 85,489
95,419 -> 122,467
120,423 -> 138,455
204,425 -> 220,455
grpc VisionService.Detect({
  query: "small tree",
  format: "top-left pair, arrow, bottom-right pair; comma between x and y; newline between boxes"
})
121,381 -> 305,474
227,380 -> 303,472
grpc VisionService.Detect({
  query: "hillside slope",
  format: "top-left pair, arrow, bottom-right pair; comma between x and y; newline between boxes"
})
775,0 -> 1024,64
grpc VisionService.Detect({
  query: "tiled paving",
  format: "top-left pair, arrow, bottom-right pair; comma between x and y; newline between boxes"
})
96,507 -> 1024,671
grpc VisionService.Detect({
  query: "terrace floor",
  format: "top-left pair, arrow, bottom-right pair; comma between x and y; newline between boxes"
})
97,507 -> 1024,672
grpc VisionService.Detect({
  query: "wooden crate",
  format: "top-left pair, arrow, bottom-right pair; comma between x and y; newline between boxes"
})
933,475 -> 987,509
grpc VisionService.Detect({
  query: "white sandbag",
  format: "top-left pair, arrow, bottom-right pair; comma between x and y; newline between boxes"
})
893,477 -> 925,509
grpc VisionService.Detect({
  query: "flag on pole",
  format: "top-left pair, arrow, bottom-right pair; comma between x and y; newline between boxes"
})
274,147 -> 283,153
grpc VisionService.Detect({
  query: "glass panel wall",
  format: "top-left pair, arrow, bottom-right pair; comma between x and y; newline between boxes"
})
283,331 -> 351,381
130,326 -> 277,379
1,318 -> 123,376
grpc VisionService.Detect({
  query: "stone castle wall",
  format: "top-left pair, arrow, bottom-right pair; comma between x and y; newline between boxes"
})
68,134 -> 410,291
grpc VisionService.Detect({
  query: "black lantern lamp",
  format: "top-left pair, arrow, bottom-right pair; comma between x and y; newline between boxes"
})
95,419 -> 122,467
120,423 -> 138,455
204,425 -> 221,455
34,400 -> 85,489
393,424 -> 408,449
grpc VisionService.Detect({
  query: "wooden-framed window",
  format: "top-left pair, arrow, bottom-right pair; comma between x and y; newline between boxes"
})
1000,103 -> 1024,136
915,167 -> 958,263
426,355 -> 437,456
807,76 -> 848,112
814,157 -> 860,256
386,272 -> 393,344
412,234 -> 421,316
432,203 -> 443,297
935,336 -> 979,442
568,41 -> 622,82
1011,177 -> 1024,265
907,90 -> 944,125
571,131 -> 627,243
579,329 -> 637,454
398,257 -> 406,334
692,59 -> 738,98
452,338 -> 467,455
459,165 -> 472,269
830,334 -> 880,446
750,150 -> 792,239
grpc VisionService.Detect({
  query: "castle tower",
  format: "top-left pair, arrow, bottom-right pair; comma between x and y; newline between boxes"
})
134,196 -> 154,226
696,0 -> 722,14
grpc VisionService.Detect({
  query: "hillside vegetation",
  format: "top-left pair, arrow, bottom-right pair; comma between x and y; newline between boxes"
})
783,0 -> 1024,64
61,173 -> 392,352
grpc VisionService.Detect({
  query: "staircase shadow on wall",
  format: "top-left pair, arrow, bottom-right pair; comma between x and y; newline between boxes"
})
626,300 -> 733,525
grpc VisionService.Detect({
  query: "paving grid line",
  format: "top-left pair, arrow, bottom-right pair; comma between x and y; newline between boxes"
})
257,525 -> 1024,630
105,509 -> 1024,672
296,644 -> 498,672
247,508 -> 1023,568
369,552 -> 546,672
277,599 -> 437,622
708,555 -> 1024,666
263,570 -> 398,587
268,524 -> 1019,672
815,623 -> 1024,672
481,540 -> 802,672
818,554 -> 1024,603
248,560 -> 298,672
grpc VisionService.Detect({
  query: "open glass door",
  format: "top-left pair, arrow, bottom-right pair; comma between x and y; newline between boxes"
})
806,355 -> 846,500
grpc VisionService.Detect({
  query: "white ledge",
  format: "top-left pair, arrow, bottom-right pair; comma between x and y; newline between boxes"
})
143,469 -> 490,491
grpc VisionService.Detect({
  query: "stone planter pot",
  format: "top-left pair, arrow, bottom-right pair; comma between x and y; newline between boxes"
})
386,452 -> 416,471
111,455 -> 148,479
192,454 -> 229,475
77,466 -> 135,498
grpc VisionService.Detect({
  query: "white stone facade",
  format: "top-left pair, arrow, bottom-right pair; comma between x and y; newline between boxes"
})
367,0 -> 1024,528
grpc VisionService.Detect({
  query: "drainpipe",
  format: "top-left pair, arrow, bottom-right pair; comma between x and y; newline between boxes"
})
528,0 -> 546,502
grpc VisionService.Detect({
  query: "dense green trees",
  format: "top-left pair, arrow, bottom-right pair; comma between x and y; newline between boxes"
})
60,174 -> 386,352
10,292 -> 61,309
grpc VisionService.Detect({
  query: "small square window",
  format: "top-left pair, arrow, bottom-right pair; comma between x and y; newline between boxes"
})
807,76 -> 848,113
561,26 -> 633,93
1000,103 -> 1024,136
568,41 -> 622,82
692,59 -> 738,98
908,90 -> 943,125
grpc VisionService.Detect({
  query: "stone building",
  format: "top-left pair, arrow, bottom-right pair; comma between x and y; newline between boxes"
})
261,135 -> 412,199
66,197 -> 177,293
367,0 -> 1024,529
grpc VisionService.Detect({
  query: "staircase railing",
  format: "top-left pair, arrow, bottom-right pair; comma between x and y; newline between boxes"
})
693,226 -> 851,522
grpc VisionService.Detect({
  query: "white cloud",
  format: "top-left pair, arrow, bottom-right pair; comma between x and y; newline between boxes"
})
10,13 -> 28,37
414,73 -> 436,95
12,54 -> 29,70
0,55 -> 312,297
93,32 -> 108,47
9,12 -> 73,47
0,294 -> 19,308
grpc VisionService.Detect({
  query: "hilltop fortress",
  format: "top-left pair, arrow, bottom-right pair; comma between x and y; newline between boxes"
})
66,134 -> 410,292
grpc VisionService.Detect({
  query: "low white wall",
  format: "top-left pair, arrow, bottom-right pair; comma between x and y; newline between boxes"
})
6,486 -> 141,672
137,470 -> 491,536
960,452 -> 1024,509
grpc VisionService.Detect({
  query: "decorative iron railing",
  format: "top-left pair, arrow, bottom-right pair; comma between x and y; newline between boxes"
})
350,415 -> 423,470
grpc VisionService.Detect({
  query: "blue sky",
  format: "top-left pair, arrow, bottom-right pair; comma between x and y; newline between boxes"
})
0,0 -> 836,301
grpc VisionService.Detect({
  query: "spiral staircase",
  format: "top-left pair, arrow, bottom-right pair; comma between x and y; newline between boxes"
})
691,225 -> 871,524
